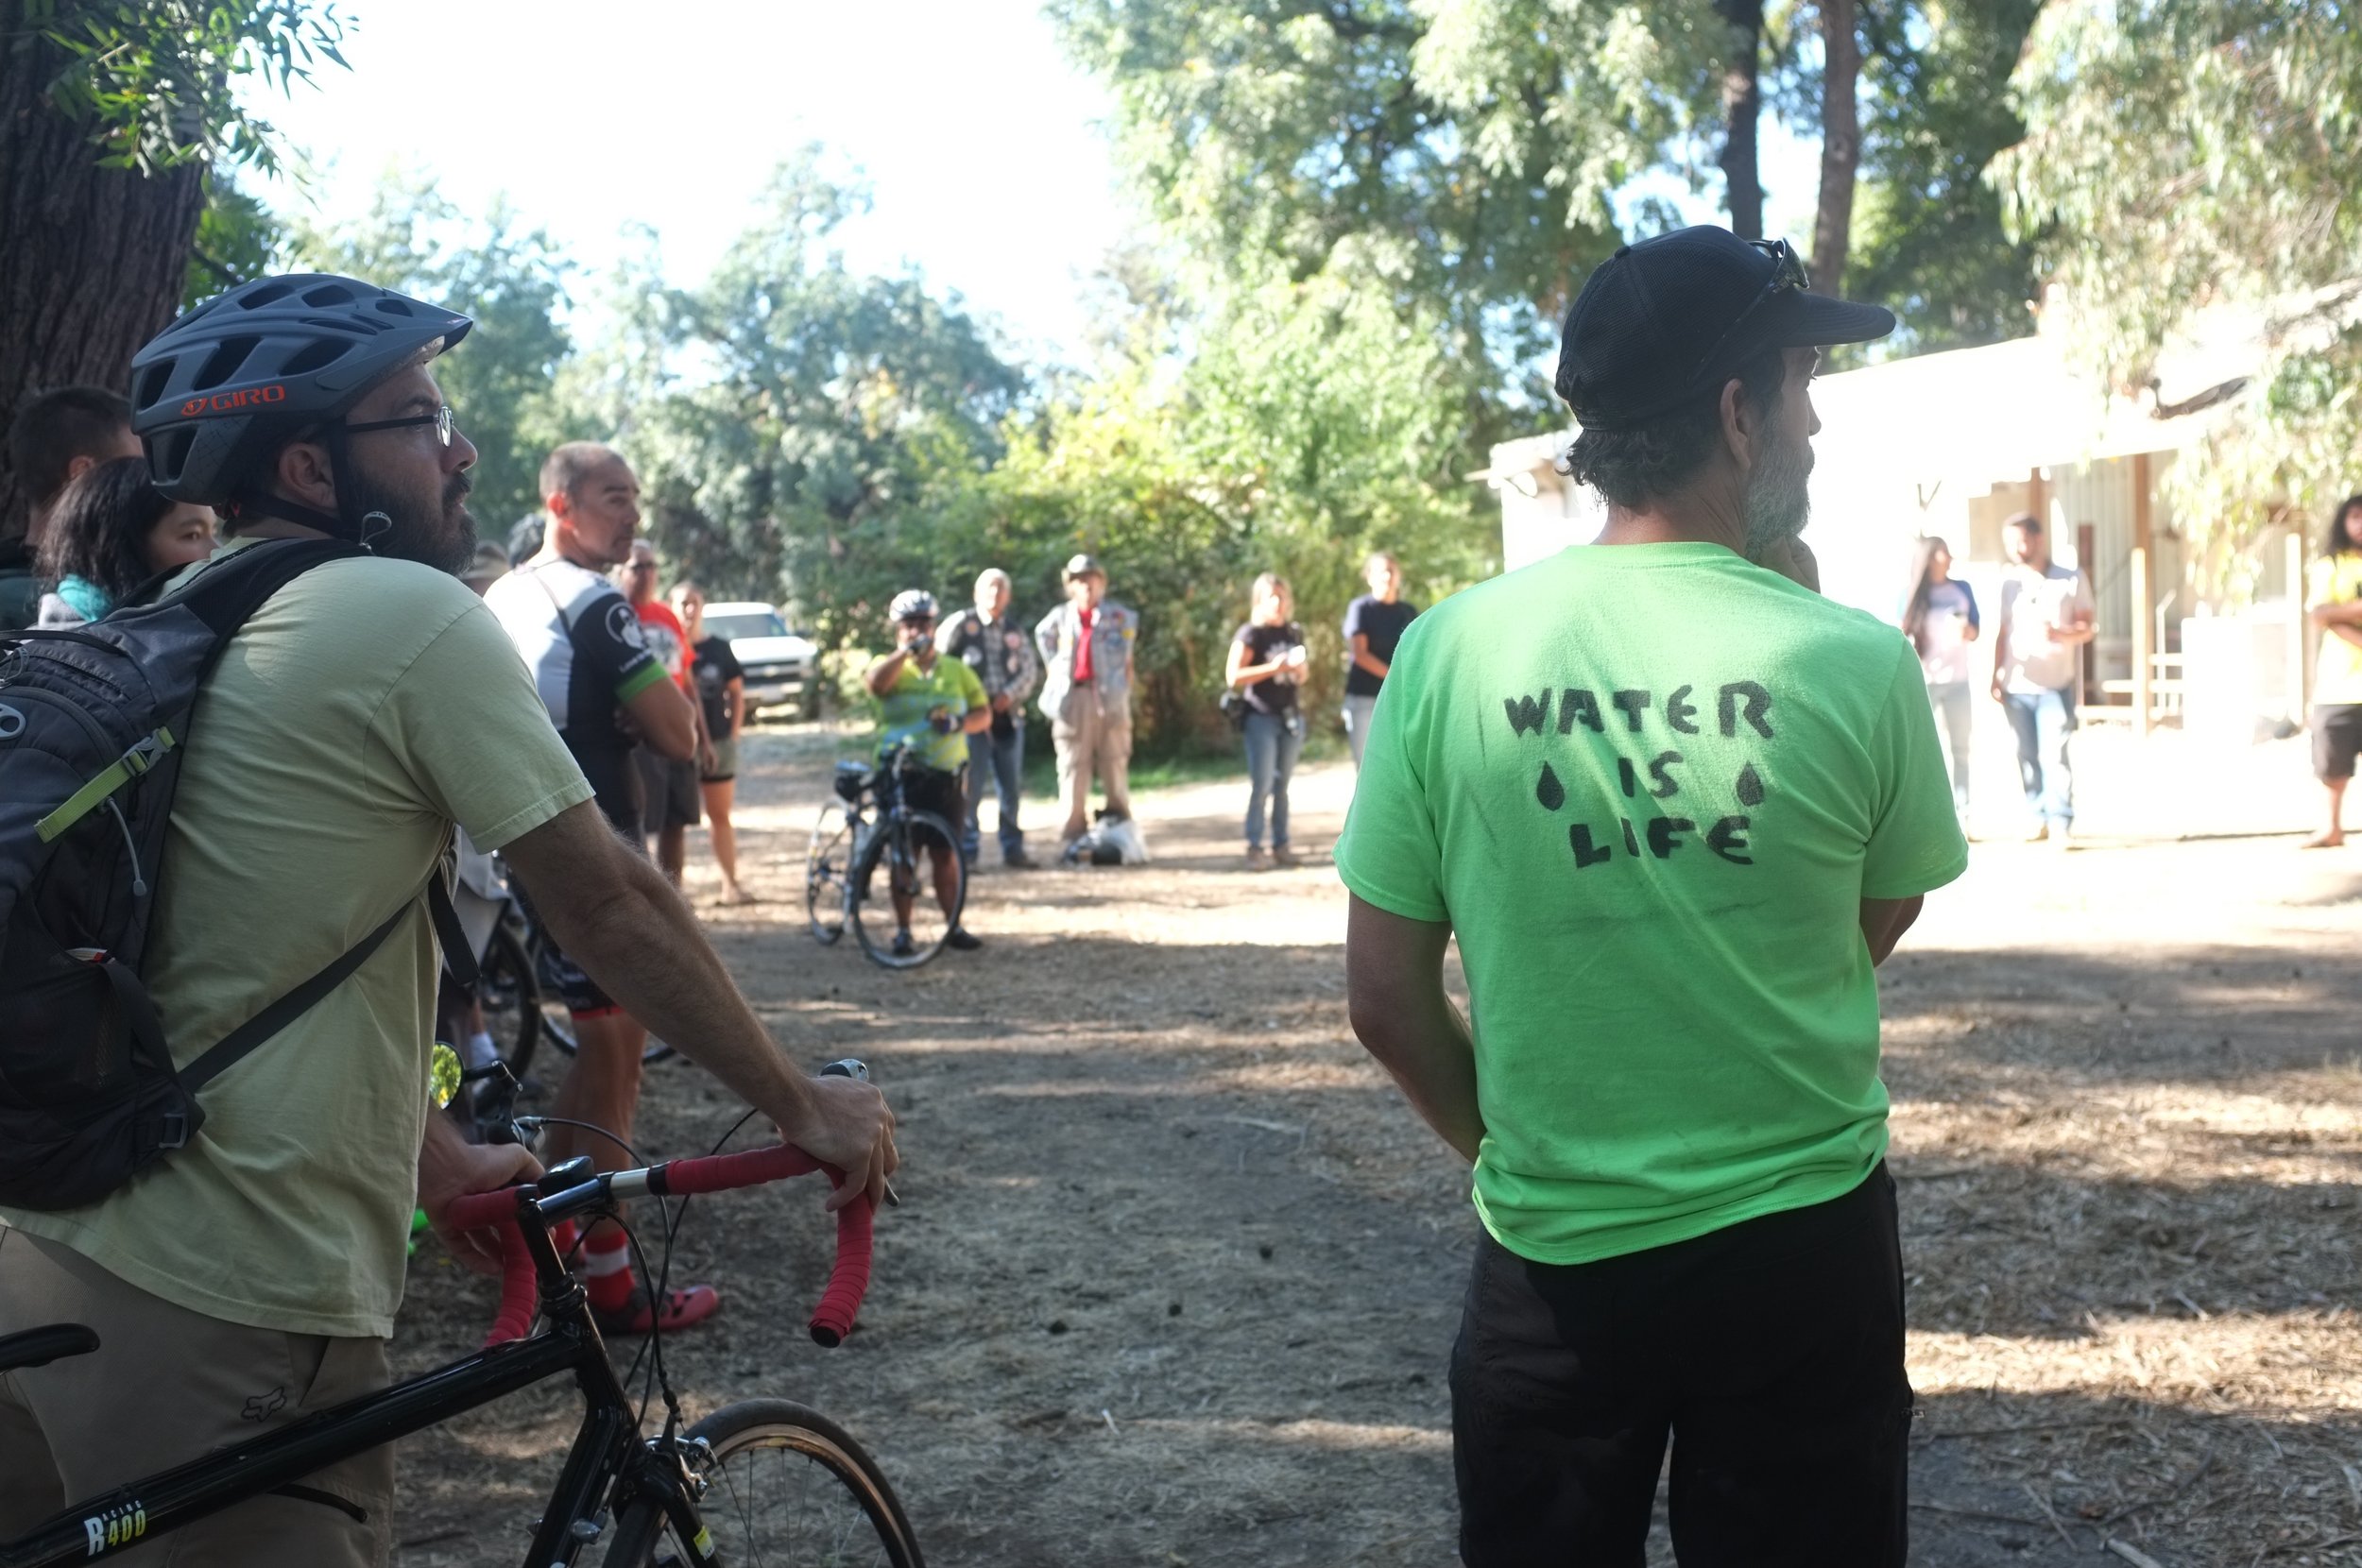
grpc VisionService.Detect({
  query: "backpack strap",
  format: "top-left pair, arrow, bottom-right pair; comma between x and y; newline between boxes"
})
180,863 -> 454,1096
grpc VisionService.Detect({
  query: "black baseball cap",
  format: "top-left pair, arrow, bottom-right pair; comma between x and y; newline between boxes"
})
1554,226 -> 1895,431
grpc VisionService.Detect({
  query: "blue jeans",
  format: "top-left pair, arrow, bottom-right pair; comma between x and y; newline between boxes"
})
1926,680 -> 1973,812
2001,687 -> 2077,827
1343,693 -> 1378,769
1243,709 -> 1303,849
961,721 -> 1026,862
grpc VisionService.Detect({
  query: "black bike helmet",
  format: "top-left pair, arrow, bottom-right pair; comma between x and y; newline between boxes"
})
128,274 -> 472,536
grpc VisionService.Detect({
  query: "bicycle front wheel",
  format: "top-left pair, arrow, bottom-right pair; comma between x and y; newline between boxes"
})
603,1400 -> 923,1568
849,810 -> 966,969
807,802 -> 855,946
473,917 -> 540,1082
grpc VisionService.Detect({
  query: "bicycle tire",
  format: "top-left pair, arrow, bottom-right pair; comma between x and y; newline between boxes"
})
472,918 -> 542,1082
848,810 -> 966,969
807,802 -> 855,946
602,1399 -> 923,1568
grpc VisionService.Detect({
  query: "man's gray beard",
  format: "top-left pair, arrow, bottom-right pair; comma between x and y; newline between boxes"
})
1742,435 -> 1813,562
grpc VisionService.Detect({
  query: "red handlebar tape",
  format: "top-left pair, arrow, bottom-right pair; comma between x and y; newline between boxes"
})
441,1146 -> 875,1348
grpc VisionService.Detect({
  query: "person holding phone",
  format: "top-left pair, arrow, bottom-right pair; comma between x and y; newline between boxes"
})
1900,536 -> 1979,820
1225,572 -> 1309,868
865,589 -> 990,953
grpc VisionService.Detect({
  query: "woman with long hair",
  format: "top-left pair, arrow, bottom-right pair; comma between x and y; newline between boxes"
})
2302,494 -> 2362,846
1901,536 -> 1979,819
1225,572 -> 1309,868
673,582 -> 754,902
35,454 -> 215,625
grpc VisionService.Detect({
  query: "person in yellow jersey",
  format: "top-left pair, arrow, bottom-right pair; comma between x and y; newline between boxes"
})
2303,494 -> 2362,847
865,589 -> 991,955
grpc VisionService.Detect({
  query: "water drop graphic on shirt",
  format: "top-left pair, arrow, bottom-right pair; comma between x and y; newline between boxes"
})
1535,761 -> 1566,811
1735,762 -> 1766,807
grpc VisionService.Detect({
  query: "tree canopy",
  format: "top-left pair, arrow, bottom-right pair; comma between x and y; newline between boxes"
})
1999,0 -> 2362,582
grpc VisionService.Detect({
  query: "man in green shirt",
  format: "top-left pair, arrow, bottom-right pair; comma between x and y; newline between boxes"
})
1336,228 -> 1966,1565
864,589 -> 990,954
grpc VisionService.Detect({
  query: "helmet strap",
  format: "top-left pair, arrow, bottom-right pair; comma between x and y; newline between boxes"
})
227,428 -> 389,551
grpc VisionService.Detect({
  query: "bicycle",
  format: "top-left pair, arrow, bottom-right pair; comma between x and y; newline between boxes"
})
804,742 -> 967,970
0,1118 -> 920,1566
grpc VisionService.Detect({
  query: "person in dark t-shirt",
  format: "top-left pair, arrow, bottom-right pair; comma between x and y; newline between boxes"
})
1224,572 -> 1309,869
675,581 -> 752,904
1342,551 -> 1417,769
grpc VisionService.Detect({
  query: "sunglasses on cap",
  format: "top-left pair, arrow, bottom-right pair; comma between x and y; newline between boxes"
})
1688,238 -> 1810,384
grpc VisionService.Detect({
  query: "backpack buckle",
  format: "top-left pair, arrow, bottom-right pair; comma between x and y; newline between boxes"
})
120,733 -> 167,776
157,1111 -> 188,1150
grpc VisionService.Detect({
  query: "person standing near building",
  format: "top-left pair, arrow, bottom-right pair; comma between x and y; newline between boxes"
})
2302,494 -> 2362,847
675,581 -> 754,901
1339,227 -> 1966,1564
1990,513 -> 2095,846
3,386 -> 142,628
943,566 -> 1043,868
1036,553 -> 1138,852
619,540 -> 707,884
1342,552 -> 1417,768
1227,572 -> 1309,867
1901,536 -> 1979,821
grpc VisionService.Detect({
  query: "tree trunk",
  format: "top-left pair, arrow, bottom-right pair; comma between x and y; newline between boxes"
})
0,16 -> 209,537
1811,0 -> 1861,294
1715,0 -> 1765,238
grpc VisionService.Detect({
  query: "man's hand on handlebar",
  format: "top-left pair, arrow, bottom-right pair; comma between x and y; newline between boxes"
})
776,1073 -> 899,1213
420,1124 -> 542,1274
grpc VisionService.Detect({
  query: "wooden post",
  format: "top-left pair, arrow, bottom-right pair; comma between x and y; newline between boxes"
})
2289,530 -> 2308,723
2131,453 -> 2154,736
2078,521 -> 2098,704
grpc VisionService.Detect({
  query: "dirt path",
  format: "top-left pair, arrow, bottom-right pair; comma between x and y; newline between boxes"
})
392,726 -> 2362,1567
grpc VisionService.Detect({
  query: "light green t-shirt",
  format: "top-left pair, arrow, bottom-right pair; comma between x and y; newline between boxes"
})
875,653 -> 987,773
1335,543 -> 1968,1266
1,540 -> 593,1338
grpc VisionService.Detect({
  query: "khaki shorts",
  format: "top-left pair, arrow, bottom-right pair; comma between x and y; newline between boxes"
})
0,1229 -> 393,1567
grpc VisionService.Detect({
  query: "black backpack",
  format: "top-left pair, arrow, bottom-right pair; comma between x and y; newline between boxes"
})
0,538 -> 467,1211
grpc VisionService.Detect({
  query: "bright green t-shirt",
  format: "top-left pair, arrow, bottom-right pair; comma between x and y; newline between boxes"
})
1335,543 -> 1968,1266
0,541 -> 594,1338
876,653 -> 987,772
2308,554 -> 2362,706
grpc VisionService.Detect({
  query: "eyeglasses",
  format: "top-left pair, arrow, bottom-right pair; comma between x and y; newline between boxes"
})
1688,238 -> 1809,384
342,405 -> 455,446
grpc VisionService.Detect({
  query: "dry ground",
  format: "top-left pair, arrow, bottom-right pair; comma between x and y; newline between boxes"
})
391,723 -> 2362,1568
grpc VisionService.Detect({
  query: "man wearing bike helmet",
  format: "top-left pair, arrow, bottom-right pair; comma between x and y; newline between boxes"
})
864,588 -> 990,954
0,276 -> 896,1567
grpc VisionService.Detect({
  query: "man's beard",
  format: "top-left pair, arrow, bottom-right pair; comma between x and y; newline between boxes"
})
1742,430 -> 1813,563
346,459 -> 476,574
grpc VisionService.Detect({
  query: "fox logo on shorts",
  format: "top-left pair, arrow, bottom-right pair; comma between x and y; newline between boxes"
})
81,1499 -> 146,1557
241,1385 -> 287,1422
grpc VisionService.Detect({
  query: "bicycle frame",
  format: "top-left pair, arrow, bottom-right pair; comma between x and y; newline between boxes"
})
0,1155 -> 840,1568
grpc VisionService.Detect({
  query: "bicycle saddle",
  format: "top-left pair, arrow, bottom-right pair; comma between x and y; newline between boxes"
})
0,1323 -> 98,1372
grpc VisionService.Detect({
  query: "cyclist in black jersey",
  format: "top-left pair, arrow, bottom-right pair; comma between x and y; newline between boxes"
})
486,440 -> 714,1333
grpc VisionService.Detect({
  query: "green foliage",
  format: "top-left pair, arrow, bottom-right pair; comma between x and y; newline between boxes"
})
1996,0 -> 2362,591
1841,0 -> 2045,351
289,171 -> 576,535
182,170 -> 281,305
25,0 -> 347,174
573,158 -> 1023,653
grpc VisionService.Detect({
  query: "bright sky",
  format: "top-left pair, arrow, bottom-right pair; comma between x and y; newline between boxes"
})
246,0 -> 1137,366
246,1 -> 1814,367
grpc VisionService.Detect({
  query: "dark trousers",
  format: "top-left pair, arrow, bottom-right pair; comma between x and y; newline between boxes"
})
1451,1167 -> 1909,1567
961,720 -> 1026,862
